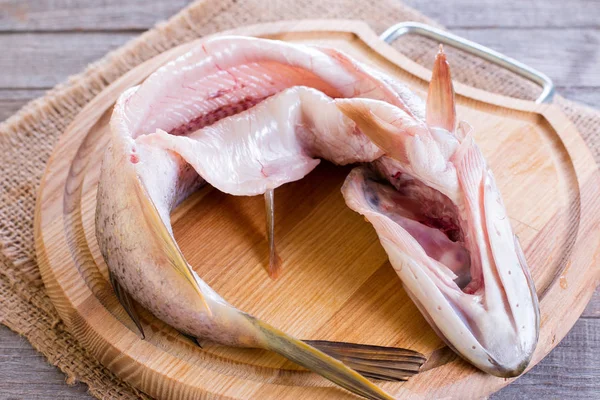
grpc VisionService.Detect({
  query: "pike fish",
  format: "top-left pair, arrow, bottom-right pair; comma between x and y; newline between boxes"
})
96,36 -> 539,400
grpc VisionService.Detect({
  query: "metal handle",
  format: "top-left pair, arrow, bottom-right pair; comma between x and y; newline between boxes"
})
380,22 -> 555,104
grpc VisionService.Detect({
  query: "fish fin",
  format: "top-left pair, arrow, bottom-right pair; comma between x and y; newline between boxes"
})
426,45 -> 456,133
305,340 -> 426,381
456,120 -> 473,142
336,98 -> 419,165
248,316 -> 394,400
109,270 -> 145,339
133,176 -> 212,316
264,189 -> 282,279
450,127 -> 474,165
178,331 -> 204,349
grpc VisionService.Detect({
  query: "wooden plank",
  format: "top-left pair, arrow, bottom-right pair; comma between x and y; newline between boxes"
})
0,0 -> 596,31
559,87 -> 600,109
1,29 -> 600,91
492,318 -> 600,399
405,0 -> 599,29
0,325 -> 94,400
444,28 -> 600,89
0,33 -> 136,88
0,0 -> 191,31
2,317 -> 598,400
582,288 -> 600,318
0,89 -> 45,122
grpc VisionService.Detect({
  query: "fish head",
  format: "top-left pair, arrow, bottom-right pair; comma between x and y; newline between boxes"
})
337,47 -> 540,377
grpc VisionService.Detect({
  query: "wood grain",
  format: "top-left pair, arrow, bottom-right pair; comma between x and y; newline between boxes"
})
0,325 -> 92,400
0,89 -> 45,121
0,0 -> 595,31
33,20 -> 600,400
450,28 -> 600,88
582,290 -> 600,318
1,1 -> 599,400
1,30 -> 598,108
404,0 -> 599,29
0,0 -> 192,31
492,318 -> 600,400
559,88 -> 600,111
0,33 -> 136,88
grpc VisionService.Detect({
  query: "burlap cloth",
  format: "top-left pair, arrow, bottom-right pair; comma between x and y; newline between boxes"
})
1,0 -> 598,398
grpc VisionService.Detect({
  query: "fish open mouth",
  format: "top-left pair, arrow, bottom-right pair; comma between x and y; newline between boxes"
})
357,166 -> 474,292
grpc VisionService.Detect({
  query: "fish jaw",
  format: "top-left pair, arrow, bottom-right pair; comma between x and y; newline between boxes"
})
454,140 -> 540,376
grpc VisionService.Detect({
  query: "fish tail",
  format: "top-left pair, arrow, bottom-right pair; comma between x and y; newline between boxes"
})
305,340 -> 426,382
248,315 -> 395,400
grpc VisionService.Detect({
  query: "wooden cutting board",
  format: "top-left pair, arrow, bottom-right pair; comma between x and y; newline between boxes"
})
34,20 -> 600,399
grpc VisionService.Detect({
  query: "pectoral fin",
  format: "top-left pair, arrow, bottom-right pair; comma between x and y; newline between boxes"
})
177,330 -> 204,349
306,340 -> 425,381
264,189 -> 282,279
336,98 -> 425,165
109,270 -> 145,339
133,176 -> 212,316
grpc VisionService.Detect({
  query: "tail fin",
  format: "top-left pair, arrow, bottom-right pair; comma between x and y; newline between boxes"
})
306,340 -> 425,382
248,315 -> 395,400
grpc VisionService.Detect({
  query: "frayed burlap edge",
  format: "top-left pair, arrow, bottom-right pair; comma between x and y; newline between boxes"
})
1,0 -> 599,399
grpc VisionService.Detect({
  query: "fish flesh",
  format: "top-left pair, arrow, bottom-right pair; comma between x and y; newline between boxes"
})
96,35 -> 539,400
97,36 -> 428,400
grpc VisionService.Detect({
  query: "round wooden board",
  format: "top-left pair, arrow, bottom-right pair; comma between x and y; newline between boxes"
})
35,20 -> 600,399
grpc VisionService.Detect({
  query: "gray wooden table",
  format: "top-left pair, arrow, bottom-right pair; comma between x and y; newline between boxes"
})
0,1 -> 598,399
